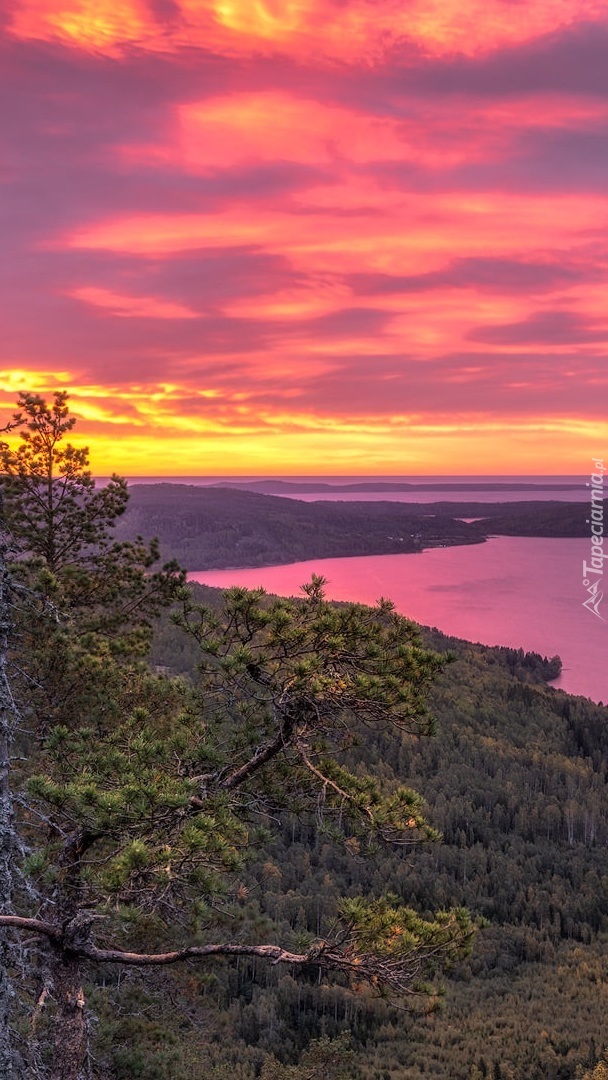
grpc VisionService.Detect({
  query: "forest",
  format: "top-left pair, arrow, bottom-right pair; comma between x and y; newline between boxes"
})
1,392 -> 607,1080
150,607 -> 608,1079
114,483 -> 595,570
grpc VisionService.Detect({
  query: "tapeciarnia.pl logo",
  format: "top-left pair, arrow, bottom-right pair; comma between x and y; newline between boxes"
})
582,458 -> 605,620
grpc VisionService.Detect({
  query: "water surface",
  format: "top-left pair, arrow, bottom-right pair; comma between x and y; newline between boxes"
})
191,538 -> 607,704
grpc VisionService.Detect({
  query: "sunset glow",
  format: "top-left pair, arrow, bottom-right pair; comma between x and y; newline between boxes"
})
2,0 -> 606,473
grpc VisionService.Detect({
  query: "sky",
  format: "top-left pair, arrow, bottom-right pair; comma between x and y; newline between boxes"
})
1,0 -> 607,475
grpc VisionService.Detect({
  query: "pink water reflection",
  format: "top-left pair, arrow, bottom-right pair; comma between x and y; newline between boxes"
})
191,538 -> 607,704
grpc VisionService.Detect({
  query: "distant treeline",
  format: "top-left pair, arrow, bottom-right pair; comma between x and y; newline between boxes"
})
213,479 -> 582,494
114,484 -> 597,570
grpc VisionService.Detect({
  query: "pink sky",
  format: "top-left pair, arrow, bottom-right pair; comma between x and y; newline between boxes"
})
1,0 -> 607,473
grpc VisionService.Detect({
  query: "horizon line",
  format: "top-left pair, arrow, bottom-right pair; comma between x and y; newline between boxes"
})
93,473 -> 586,481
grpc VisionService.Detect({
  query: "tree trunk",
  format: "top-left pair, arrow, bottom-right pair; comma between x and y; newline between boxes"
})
49,950 -> 87,1080
46,844 -> 97,1079
0,945 -> 14,1080
0,539 -> 18,1076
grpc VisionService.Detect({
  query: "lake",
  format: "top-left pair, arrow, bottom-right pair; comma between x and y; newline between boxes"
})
191,537 -> 608,705
285,490 -> 590,503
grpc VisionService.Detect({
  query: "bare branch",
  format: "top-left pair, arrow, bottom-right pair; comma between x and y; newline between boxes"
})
0,916 -> 60,941
218,712 -> 297,791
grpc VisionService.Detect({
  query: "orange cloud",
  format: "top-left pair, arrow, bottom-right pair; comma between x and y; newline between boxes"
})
9,0 -> 155,53
124,89 -> 601,178
68,287 -> 200,319
2,369 -> 606,476
9,0 -> 608,60
62,190 -> 608,270
175,93 -> 407,169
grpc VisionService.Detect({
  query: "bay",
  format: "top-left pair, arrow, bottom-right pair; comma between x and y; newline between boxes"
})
191,537 -> 608,704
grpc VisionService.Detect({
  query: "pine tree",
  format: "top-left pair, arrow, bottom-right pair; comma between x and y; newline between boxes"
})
0,391 -> 128,573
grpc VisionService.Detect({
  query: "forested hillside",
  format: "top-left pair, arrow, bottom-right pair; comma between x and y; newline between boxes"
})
115,484 -> 593,569
140,591 -> 608,1080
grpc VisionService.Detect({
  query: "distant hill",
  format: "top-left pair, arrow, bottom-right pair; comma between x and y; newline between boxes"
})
212,478 -> 581,494
114,483 -> 600,570
115,483 -> 597,570
115,483 -> 485,568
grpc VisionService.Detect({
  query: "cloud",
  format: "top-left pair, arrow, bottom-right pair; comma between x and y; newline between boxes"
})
287,349 -> 608,419
347,257 -> 593,296
469,310 -> 608,345
8,0 -> 608,66
379,20 -> 608,100
67,286 -> 201,319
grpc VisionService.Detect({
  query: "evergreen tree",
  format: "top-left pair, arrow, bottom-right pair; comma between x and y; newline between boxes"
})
0,391 -> 128,573
260,1032 -> 361,1078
